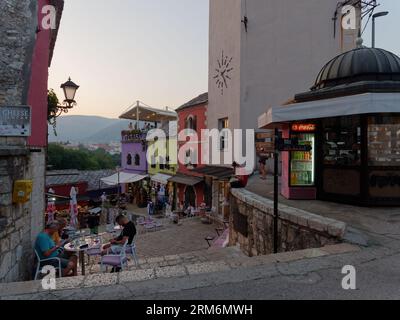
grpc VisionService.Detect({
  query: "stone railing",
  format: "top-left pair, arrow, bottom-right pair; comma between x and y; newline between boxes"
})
230,188 -> 347,257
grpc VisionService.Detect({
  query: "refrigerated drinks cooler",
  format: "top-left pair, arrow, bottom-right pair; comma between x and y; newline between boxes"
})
290,133 -> 315,187
281,124 -> 317,200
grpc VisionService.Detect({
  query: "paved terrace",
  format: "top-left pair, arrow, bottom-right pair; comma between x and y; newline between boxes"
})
84,218 -> 235,275
246,174 -> 400,247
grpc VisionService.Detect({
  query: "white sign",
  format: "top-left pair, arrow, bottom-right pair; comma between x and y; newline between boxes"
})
0,106 -> 31,137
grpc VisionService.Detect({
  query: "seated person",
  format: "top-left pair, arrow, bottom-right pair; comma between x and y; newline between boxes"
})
35,222 -> 77,277
102,215 -> 136,255
52,218 -> 69,245
230,162 -> 250,188
185,205 -> 195,217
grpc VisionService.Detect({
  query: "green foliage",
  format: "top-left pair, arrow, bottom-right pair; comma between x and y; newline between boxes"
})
48,89 -> 60,136
47,143 -> 121,170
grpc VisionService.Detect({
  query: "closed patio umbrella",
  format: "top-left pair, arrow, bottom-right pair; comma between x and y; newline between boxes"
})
46,188 -> 56,223
69,186 -> 79,229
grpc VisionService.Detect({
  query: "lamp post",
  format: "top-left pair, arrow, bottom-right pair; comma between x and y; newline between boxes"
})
372,11 -> 389,48
48,77 -> 80,125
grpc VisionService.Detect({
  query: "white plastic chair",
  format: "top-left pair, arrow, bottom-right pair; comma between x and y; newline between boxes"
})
34,249 -> 62,280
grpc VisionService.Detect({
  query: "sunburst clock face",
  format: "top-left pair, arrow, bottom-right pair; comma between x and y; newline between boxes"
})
213,51 -> 234,95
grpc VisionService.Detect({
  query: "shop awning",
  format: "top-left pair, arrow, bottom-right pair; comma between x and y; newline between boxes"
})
258,92 -> 400,129
191,166 -> 234,180
168,174 -> 203,186
101,172 -> 148,186
151,173 -> 172,185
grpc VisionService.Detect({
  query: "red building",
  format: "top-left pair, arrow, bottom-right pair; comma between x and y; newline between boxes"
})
170,93 -> 210,208
28,0 -> 64,148
26,0 -> 65,235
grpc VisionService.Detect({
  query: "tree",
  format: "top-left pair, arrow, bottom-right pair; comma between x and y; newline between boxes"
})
47,143 -> 121,171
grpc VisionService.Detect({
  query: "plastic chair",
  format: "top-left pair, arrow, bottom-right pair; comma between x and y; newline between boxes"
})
137,217 -> 146,225
144,223 -> 156,232
126,242 -> 139,266
34,249 -> 62,280
100,240 -> 129,272
154,221 -> 163,230
86,236 -> 103,266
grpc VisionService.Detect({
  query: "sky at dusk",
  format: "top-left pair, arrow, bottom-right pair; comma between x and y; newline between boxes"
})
48,0 -> 400,119
48,0 -> 209,118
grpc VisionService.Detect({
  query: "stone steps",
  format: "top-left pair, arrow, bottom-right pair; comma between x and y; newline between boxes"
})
85,246 -> 245,275
0,243 -> 361,299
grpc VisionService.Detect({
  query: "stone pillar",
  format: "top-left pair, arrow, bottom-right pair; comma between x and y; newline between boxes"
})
28,152 -> 45,244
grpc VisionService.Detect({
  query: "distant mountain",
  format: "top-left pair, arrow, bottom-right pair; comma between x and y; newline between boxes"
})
48,115 -> 132,143
85,121 -> 132,143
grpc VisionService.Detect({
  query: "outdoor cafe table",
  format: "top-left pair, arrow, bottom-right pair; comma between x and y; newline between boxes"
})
64,236 -> 102,276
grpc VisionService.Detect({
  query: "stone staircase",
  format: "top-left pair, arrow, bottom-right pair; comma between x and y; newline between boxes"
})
85,246 -> 246,275
0,243 -> 361,300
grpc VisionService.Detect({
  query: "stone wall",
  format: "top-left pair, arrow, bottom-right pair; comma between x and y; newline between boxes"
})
0,0 -> 39,283
0,0 -> 37,105
0,148 -> 33,282
230,189 -> 346,257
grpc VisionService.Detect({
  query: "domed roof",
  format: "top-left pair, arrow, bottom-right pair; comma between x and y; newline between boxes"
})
313,47 -> 400,90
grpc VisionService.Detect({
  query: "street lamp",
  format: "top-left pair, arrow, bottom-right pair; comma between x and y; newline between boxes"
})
48,77 -> 80,125
372,11 -> 389,48
60,77 -> 80,108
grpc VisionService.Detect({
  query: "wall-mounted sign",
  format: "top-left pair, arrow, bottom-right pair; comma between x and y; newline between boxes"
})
291,123 -> 316,132
0,106 -> 31,137
256,132 -> 273,141
256,131 -> 274,154
121,130 -> 147,143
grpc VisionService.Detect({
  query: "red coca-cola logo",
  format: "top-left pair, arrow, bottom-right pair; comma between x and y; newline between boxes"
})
291,124 -> 316,132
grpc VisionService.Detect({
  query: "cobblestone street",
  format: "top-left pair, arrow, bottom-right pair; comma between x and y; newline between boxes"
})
84,216 -> 228,275
135,218 -> 218,258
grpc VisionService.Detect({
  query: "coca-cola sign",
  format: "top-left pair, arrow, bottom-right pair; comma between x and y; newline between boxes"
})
291,123 -> 316,132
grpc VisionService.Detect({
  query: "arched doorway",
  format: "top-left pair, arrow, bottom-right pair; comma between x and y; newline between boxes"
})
184,186 -> 196,207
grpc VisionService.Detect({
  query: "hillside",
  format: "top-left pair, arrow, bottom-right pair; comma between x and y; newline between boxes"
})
48,115 -> 133,143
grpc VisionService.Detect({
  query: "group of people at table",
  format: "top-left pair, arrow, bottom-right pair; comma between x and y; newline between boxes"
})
34,215 -> 137,277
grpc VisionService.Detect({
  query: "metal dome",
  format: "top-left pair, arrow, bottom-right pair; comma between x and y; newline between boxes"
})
313,47 -> 400,90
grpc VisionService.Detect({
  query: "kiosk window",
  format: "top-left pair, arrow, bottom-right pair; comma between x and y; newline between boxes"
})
322,116 -> 361,166
368,116 -> 400,166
